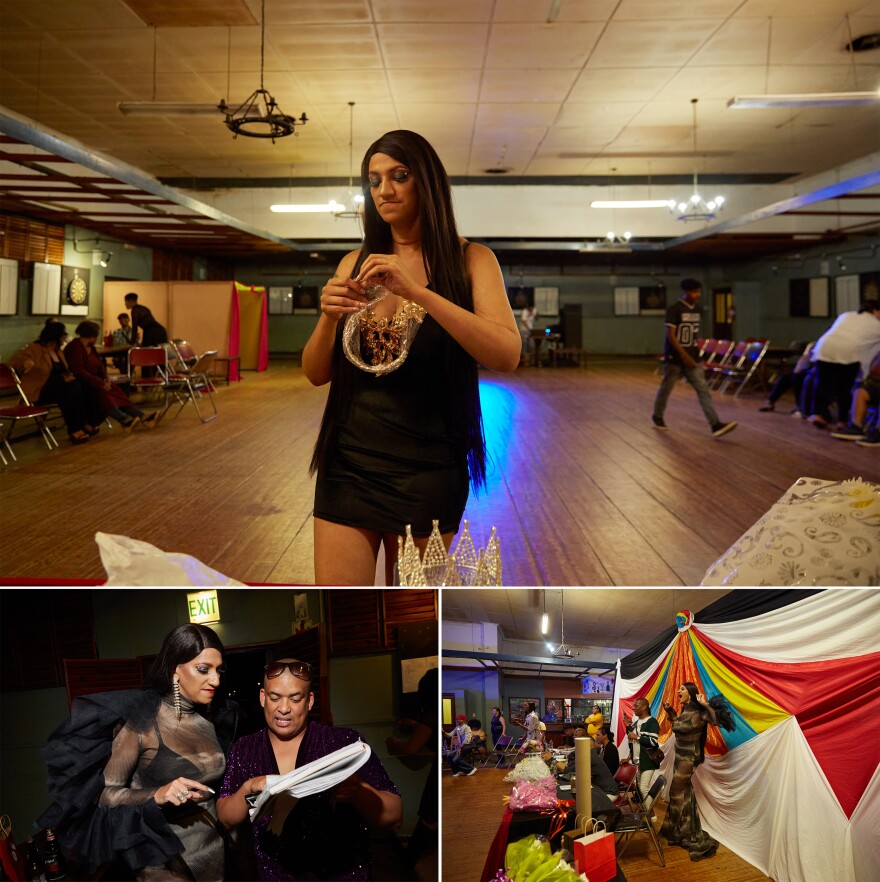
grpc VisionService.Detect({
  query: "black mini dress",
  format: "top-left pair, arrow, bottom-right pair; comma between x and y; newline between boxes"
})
313,309 -> 470,538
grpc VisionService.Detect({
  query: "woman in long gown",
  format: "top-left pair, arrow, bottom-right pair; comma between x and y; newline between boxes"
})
660,681 -> 734,862
40,624 -> 231,880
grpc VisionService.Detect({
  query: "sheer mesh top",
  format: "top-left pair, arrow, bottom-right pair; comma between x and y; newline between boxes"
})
100,696 -> 225,808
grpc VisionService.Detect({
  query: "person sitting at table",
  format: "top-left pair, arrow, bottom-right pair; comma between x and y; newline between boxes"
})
8,321 -> 100,445
65,321 -> 160,431
596,725 -> 620,776
111,312 -> 133,371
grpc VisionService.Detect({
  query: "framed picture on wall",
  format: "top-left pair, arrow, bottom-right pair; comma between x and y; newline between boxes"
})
507,286 -> 534,311
509,697 -> 539,726
544,698 -> 563,722
639,285 -> 666,315
0,258 -> 18,315
268,286 -> 293,315
31,262 -> 61,315
613,286 -> 639,315
293,286 -> 319,314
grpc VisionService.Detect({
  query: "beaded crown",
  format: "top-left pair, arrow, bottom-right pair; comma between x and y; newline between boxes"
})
397,519 -> 502,586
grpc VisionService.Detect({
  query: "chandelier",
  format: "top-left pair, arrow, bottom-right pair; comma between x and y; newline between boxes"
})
670,99 -> 725,222
224,0 -> 308,142
332,101 -> 366,219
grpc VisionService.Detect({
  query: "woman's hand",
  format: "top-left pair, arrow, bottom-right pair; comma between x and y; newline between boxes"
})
696,692 -> 708,706
242,775 -> 266,798
63,372 -> 75,383
21,358 -> 35,372
154,777 -> 211,806
356,254 -> 424,302
320,274 -> 368,321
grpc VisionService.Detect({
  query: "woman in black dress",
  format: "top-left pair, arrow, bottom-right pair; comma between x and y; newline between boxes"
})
660,681 -> 734,862
40,624 -> 230,880
304,130 -> 521,585
490,706 -> 506,746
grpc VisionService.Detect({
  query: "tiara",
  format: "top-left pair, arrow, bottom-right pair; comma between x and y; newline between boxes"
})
397,519 -> 502,586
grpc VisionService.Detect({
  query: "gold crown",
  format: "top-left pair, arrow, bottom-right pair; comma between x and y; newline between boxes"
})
397,519 -> 502,586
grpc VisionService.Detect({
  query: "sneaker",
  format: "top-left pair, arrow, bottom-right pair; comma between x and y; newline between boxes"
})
451,772 -> 462,778
856,433 -> 880,448
711,421 -> 737,438
830,423 -> 865,441
466,768 -> 477,776
140,411 -> 159,429
758,403 -> 775,412
652,415 -> 669,430
124,416 -> 142,434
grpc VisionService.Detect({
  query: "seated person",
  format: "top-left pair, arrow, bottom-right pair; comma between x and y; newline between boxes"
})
110,312 -> 133,371
562,725 -> 576,747
65,321 -> 159,430
595,725 -> 620,776
443,715 -> 475,777
468,718 -> 488,760
831,351 -> 880,444
9,321 -> 101,444
217,659 -> 401,880
759,343 -> 814,413
590,740 -> 620,802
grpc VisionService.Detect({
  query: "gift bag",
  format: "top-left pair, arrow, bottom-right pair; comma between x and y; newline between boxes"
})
574,818 -> 617,882
0,815 -> 26,882
561,813 -> 593,855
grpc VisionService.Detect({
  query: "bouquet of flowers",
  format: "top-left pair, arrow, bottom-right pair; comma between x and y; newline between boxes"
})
500,835 -> 586,882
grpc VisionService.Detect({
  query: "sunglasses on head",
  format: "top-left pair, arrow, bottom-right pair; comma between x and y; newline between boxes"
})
264,660 -> 312,680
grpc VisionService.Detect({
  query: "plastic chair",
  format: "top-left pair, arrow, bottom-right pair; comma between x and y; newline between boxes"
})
0,363 -> 59,457
614,773 -> 666,866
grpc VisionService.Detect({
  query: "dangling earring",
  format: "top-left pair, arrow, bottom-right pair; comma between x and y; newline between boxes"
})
173,676 -> 182,721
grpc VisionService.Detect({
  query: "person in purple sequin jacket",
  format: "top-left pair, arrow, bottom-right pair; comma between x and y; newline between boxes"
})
217,658 -> 402,880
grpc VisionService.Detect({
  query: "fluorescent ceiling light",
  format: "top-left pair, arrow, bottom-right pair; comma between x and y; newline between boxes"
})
590,200 -> 672,209
580,245 -> 633,254
541,613 -> 549,635
117,102 -> 225,117
271,202 -> 343,213
728,92 -> 880,109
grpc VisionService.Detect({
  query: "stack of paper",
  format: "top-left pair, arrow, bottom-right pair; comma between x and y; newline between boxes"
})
248,740 -> 371,820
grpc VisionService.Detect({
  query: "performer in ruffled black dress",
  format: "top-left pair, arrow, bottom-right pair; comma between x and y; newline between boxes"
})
661,681 -> 735,862
39,624 -> 231,880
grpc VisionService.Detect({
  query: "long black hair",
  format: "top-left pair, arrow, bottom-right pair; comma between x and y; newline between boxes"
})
681,681 -> 734,765
143,624 -> 225,696
310,129 -> 487,490
37,321 -> 67,346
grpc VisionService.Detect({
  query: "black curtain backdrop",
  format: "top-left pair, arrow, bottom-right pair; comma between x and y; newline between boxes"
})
620,589 -> 823,679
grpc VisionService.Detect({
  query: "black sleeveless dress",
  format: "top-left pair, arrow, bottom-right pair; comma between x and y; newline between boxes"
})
314,302 -> 470,538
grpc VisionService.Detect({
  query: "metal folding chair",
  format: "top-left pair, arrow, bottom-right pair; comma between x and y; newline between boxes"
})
614,773 -> 666,866
166,343 -> 218,423
612,762 -> 640,812
127,346 -> 172,417
0,363 -> 59,458
483,734 -> 514,767
718,340 -> 769,396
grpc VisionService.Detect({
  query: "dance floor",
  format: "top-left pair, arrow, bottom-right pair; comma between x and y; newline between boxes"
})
0,357 -> 871,585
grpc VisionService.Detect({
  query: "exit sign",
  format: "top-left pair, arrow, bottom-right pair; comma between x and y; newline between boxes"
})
187,590 -> 220,624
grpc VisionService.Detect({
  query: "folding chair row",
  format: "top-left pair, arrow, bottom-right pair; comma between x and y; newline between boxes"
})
716,340 -> 769,396
614,772 -> 667,866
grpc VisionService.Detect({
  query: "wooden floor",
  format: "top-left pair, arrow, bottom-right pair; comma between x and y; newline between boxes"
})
0,357 -> 873,585
441,764 -> 772,882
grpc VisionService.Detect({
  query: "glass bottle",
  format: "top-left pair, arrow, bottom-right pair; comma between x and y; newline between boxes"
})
43,828 -> 67,881
24,837 -> 47,882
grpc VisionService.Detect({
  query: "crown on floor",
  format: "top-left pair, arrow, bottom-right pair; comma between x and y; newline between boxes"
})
397,519 -> 502,586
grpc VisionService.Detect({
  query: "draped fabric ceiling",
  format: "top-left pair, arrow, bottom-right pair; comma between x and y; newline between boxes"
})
611,589 -> 880,882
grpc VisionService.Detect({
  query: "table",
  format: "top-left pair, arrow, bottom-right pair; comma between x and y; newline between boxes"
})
526,330 -> 561,367
212,355 -> 241,384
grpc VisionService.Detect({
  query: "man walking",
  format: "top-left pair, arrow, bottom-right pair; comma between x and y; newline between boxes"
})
652,278 -> 736,438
